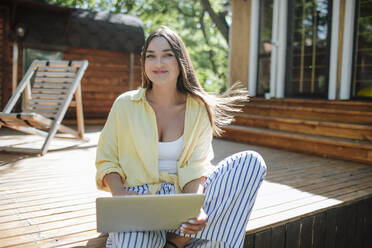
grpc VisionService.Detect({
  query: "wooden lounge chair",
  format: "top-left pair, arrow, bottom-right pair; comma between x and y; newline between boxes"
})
0,60 -> 88,155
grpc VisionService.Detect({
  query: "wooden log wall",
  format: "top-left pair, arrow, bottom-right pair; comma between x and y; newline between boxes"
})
0,9 -> 4,108
2,40 -> 24,112
0,7 -> 9,109
243,196 -> 372,248
63,47 -> 142,119
0,3 -> 142,121
0,40 -> 141,120
0,5 -> 24,112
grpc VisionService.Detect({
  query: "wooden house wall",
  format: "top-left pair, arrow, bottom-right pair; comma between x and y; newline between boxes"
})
1,39 -> 24,112
0,3 -> 143,120
0,20 -> 24,112
0,5 -> 25,111
0,7 -> 9,109
0,9 -> 4,107
63,47 -> 142,119
1,43 -> 141,119
0,11 -> 142,120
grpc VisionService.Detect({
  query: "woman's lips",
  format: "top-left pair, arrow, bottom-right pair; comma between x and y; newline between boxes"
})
153,70 -> 167,74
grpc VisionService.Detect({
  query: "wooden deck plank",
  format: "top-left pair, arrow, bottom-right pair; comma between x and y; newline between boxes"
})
0,202 -> 95,224
0,184 -> 95,200
0,215 -> 96,239
270,225 -> 285,248
0,188 -> 96,207
313,212 -> 326,248
256,167 -> 371,200
263,170 -> 370,195
54,235 -> 108,248
261,170 -> 372,201
252,178 -> 372,215
0,208 -> 96,231
325,207 -> 337,248
255,229 -> 271,248
0,222 -> 97,247
259,169 -> 372,198
285,220 -> 300,248
0,191 -> 100,212
251,183 -> 372,221
47,232 -> 108,248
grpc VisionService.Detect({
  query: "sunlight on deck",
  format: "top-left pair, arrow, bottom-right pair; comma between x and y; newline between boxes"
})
246,181 -> 343,233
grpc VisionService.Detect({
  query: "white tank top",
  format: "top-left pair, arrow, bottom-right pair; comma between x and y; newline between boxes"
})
158,134 -> 184,174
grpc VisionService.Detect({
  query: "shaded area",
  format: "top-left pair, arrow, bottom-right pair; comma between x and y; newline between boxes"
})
5,0 -> 145,53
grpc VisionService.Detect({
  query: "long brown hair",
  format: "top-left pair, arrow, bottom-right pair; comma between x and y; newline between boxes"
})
141,26 -> 248,136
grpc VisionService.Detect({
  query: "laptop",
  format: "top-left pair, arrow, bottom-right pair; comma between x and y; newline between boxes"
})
96,193 -> 205,233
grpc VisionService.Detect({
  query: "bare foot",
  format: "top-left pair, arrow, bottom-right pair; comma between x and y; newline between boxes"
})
165,233 -> 191,248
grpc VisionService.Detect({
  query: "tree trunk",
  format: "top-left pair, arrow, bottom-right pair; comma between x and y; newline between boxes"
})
200,0 -> 229,44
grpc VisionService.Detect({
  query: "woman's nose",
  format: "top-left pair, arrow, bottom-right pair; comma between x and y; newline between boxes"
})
156,56 -> 163,65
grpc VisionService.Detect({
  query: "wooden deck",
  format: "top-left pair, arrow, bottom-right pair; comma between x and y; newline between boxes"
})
0,126 -> 371,247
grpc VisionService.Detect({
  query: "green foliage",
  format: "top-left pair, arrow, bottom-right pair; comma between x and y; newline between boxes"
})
47,0 -> 230,93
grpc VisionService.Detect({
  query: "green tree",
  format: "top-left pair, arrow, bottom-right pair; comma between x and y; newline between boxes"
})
47,0 -> 231,93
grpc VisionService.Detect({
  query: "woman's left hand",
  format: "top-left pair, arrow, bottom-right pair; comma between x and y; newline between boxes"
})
180,208 -> 208,234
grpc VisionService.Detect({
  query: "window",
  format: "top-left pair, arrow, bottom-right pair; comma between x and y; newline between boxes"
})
286,0 -> 332,98
23,48 -> 62,74
256,0 -> 274,96
352,0 -> 372,98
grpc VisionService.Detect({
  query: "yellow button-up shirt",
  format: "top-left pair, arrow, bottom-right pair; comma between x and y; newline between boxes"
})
95,88 -> 216,194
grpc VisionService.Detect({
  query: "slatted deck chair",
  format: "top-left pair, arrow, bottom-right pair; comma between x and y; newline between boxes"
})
0,60 -> 89,155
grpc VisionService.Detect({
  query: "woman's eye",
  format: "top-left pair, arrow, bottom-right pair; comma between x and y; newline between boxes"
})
165,53 -> 174,57
146,54 -> 154,58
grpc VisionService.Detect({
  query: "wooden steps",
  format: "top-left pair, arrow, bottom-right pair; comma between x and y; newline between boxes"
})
222,98 -> 372,164
250,98 -> 372,112
234,114 -> 372,141
241,104 -> 372,124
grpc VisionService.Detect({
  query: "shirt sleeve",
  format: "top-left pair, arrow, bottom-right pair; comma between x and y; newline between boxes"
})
95,101 -> 126,192
178,107 -> 215,190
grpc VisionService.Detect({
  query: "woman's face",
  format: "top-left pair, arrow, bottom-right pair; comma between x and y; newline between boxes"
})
144,37 -> 180,87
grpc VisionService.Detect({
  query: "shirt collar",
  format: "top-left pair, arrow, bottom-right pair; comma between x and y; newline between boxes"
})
130,87 -> 147,102
131,87 -> 191,105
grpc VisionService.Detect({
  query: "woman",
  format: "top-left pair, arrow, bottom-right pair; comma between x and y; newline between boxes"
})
96,26 -> 267,248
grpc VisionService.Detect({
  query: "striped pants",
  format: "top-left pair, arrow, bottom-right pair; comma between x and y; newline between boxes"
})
106,151 -> 267,248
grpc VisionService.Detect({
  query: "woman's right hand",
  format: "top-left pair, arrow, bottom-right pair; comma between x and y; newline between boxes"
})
103,172 -> 137,196
103,172 -> 151,196
111,188 -> 140,196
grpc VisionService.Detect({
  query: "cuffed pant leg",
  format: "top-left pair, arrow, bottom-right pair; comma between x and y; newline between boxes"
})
177,150 -> 267,248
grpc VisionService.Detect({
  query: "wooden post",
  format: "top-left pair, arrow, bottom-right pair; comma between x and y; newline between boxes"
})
129,52 -> 134,90
74,84 -> 85,139
12,42 -> 18,94
336,0 -> 346,99
229,0 -> 252,87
